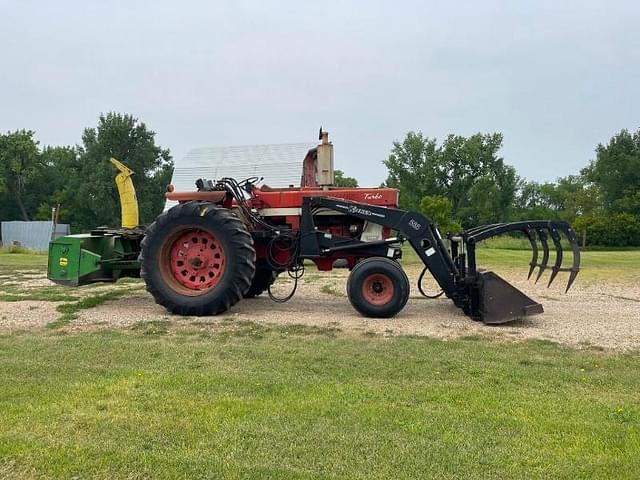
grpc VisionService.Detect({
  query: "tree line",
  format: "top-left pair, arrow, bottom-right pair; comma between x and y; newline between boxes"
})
384,130 -> 640,247
1,113 -> 638,247
0,113 -> 173,233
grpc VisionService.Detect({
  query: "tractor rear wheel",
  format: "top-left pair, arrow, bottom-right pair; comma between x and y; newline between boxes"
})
140,202 -> 255,316
347,257 -> 410,318
244,260 -> 279,298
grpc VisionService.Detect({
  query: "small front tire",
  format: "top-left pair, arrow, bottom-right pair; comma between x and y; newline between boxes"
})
347,257 -> 410,318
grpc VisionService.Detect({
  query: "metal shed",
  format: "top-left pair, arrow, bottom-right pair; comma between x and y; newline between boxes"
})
1,221 -> 70,251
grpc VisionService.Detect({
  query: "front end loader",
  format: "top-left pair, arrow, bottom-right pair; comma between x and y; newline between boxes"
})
48,130 -> 580,324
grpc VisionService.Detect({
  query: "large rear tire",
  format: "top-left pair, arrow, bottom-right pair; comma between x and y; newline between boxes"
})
347,257 -> 410,318
140,202 -> 255,316
243,259 -> 279,298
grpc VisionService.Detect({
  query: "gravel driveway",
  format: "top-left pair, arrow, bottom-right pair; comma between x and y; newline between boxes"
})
2,266 -> 639,350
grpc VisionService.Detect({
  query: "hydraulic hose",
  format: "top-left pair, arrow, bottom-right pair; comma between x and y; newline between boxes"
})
417,266 -> 444,299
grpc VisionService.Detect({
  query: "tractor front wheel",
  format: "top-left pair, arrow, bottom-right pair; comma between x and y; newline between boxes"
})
140,202 -> 256,316
347,257 -> 410,318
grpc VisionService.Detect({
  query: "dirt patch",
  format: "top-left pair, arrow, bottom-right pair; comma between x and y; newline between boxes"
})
9,277 -> 55,289
0,301 -> 61,331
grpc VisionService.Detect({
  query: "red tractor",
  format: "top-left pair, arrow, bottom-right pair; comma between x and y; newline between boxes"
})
49,130 -> 580,324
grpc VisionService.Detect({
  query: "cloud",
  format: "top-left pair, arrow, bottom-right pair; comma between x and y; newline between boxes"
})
1,0 -> 638,186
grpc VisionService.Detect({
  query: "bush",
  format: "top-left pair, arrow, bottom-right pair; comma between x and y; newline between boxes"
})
419,195 -> 462,234
574,213 -> 640,247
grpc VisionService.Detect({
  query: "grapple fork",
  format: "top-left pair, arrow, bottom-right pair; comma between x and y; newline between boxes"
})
463,220 -> 580,292
458,220 -> 581,323
534,229 -> 550,283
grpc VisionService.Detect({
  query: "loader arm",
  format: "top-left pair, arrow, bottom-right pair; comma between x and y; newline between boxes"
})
300,196 -> 464,302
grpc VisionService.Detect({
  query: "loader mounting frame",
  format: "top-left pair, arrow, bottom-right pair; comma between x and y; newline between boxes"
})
298,196 -> 580,324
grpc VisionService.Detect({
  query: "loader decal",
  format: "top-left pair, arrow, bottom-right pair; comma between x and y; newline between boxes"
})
347,205 -> 385,218
408,219 -> 422,231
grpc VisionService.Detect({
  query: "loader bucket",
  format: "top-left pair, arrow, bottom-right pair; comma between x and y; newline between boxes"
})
476,271 -> 544,324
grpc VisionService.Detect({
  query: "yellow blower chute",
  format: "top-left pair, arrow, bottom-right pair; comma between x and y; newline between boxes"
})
110,158 -> 139,228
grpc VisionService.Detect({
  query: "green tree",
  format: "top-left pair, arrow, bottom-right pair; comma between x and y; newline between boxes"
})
514,175 -> 607,246
582,129 -> 640,215
383,132 -> 439,211
459,176 -> 505,226
513,180 -> 558,220
573,212 -> 640,247
64,113 -> 173,231
0,130 -> 40,220
419,195 -> 461,234
384,132 -> 517,227
334,170 -> 358,187
33,146 -> 81,222
514,176 -> 597,222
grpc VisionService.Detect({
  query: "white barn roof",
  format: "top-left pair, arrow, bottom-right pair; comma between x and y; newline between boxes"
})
170,143 -> 316,194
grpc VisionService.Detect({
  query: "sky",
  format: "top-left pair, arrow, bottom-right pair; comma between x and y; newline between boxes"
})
1,0 -> 639,187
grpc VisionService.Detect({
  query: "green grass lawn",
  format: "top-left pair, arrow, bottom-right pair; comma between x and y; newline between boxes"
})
1,248 -> 639,478
0,251 -> 47,268
0,328 -> 638,479
402,246 -> 640,281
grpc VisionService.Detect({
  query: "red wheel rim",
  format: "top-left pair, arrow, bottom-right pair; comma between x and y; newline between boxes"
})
167,229 -> 225,292
361,273 -> 394,306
